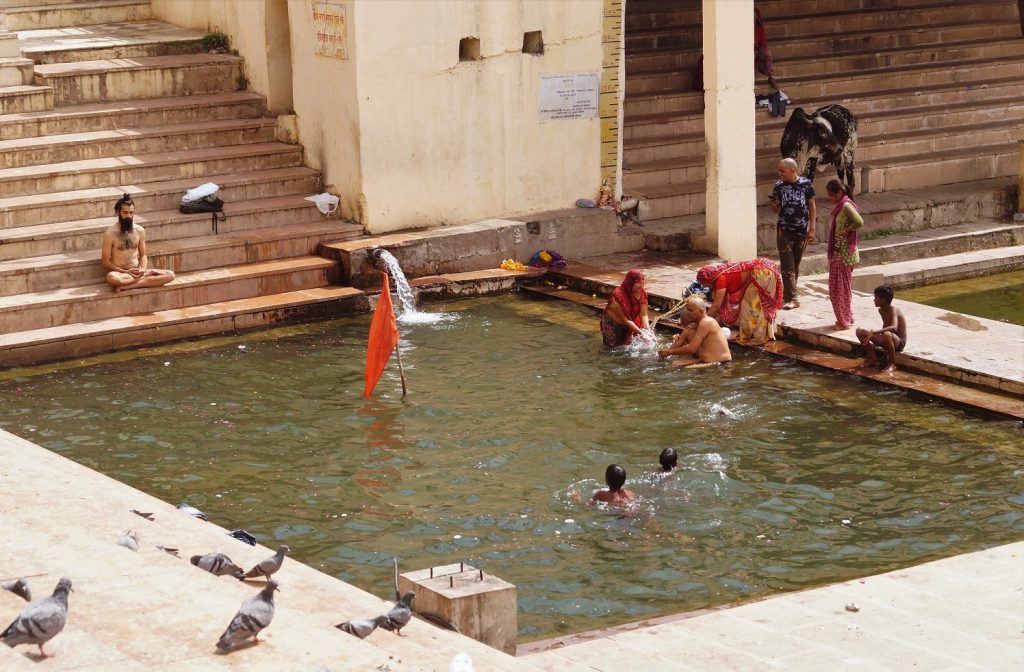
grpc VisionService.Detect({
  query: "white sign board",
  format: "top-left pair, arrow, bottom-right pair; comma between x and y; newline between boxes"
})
313,1 -> 347,59
539,72 -> 599,122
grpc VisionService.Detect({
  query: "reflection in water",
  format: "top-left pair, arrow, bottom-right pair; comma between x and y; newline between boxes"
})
0,295 -> 1021,640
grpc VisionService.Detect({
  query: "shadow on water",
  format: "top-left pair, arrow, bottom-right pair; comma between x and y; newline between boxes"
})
0,295 -> 1021,640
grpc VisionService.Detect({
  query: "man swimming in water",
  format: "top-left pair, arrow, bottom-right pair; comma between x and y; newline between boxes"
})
658,447 -> 678,473
589,464 -> 637,507
101,193 -> 175,291
657,297 -> 732,366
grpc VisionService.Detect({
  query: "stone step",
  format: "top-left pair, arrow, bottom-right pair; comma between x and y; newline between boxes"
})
0,165 -> 320,228
865,142 -> 1020,192
0,116 -> 280,170
625,77 -> 1024,142
0,56 -> 33,87
34,53 -> 244,105
624,56 -> 1024,117
626,38 -> 1024,96
625,19 -> 1021,74
638,179 -> 1017,252
623,0 -> 1016,51
624,118 -> 1024,186
0,194 -> 333,261
625,97 -> 1024,165
0,220 -> 364,296
0,141 -> 303,196
797,220 -> 1024,275
0,84 -> 54,114
0,92 -> 267,141
18,20 -> 207,64
0,30 -> 18,58
853,244 -> 1024,289
1,0 -> 152,31
0,285 -> 368,368
0,255 -> 338,334
0,0 -> 78,7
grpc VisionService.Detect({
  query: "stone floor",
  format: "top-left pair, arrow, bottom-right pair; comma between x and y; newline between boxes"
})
550,250 -> 1024,402
522,541 -> 1024,671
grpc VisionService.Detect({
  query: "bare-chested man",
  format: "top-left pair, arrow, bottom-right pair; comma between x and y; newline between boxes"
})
101,194 -> 175,291
657,297 -> 732,367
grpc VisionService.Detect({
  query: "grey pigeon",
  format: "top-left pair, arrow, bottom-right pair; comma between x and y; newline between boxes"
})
191,553 -> 245,579
1,578 -> 71,658
335,614 -> 388,639
177,503 -> 208,521
379,591 -> 415,636
242,545 -> 289,580
1,578 -> 31,602
216,579 -> 278,651
116,530 -> 139,552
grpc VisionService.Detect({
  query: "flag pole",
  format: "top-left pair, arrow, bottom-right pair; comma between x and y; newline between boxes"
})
394,338 -> 408,397
384,271 -> 408,397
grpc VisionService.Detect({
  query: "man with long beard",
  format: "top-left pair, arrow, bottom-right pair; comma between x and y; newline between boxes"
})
101,193 -> 175,291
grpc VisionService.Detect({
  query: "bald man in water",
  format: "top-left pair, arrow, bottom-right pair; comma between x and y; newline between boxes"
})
657,297 -> 732,366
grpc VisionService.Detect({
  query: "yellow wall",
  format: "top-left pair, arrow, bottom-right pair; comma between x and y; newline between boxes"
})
353,0 -> 604,232
151,0 -> 607,233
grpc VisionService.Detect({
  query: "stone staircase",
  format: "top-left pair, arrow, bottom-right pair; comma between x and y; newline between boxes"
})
0,1 -> 365,367
623,0 -> 1024,252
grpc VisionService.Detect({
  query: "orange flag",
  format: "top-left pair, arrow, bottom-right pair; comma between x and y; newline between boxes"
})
364,272 -> 400,398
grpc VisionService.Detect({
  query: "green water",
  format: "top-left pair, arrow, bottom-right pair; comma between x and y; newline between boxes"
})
0,296 -> 1021,640
900,270 -> 1024,326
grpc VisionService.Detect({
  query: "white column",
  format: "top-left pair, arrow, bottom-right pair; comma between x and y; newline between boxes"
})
701,0 -> 757,261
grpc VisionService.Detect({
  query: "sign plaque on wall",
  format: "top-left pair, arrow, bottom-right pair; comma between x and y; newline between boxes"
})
538,72 -> 599,122
313,1 -> 347,59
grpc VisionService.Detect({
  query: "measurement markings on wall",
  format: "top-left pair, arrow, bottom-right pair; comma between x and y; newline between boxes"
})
600,0 -> 624,190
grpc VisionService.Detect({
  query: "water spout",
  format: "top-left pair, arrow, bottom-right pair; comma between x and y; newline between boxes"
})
372,249 -> 417,316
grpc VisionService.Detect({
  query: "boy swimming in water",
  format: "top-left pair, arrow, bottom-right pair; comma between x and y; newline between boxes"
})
658,448 -> 678,473
589,464 -> 637,507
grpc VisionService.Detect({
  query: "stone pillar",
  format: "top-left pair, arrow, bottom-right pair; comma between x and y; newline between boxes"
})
701,0 -> 757,261
398,563 -> 517,655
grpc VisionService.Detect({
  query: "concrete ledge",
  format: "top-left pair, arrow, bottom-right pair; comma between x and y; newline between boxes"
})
320,208 -> 642,288
0,427 -> 541,671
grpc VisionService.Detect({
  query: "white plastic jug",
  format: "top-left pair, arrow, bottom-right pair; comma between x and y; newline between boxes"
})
305,192 -> 340,216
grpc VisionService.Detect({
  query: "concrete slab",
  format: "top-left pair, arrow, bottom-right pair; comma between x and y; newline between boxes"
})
0,428 -> 545,671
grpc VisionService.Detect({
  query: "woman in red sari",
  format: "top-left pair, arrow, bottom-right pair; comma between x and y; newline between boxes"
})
695,258 -> 783,346
601,268 -> 650,347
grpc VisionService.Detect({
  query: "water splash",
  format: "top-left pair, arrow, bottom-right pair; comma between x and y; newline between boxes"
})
374,249 -> 418,316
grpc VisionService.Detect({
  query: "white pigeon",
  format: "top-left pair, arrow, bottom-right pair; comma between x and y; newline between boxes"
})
1,578 -> 31,602
1,578 -> 71,658
450,652 -> 474,672
242,544 -> 289,580
117,530 -> 139,552
177,502 -> 208,521
335,614 -> 388,639
216,580 -> 278,651
191,552 -> 245,579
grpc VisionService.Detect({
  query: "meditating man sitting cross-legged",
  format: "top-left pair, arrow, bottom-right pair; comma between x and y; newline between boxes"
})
101,193 -> 175,292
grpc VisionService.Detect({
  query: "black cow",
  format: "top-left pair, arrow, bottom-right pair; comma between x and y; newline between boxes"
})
779,104 -> 858,188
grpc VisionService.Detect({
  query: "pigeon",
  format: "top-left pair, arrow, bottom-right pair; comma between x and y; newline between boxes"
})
117,530 -> 139,552
379,591 -> 415,636
1,578 -> 71,658
1,578 -> 31,602
191,552 -> 245,579
242,545 -> 289,580
177,503 -> 208,521
216,579 -> 278,651
335,614 -> 388,639
450,653 -> 474,672
227,529 -> 257,546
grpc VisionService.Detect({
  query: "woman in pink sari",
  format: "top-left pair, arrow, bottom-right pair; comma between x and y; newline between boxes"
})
826,179 -> 863,329
601,269 -> 650,347
695,258 -> 783,346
